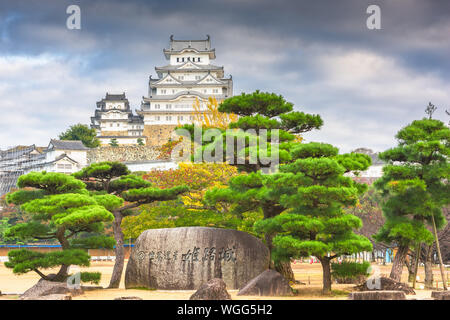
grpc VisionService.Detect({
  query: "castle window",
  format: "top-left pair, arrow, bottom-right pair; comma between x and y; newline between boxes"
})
161,89 -> 166,94
198,57 -> 201,62
182,58 -> 185,62
117,123 -> 120,127
177,57 -> 179,62
156,116 -> 160,121
166,116 -> 171,121
213,89 -> 218,93
110,123 -> 113,127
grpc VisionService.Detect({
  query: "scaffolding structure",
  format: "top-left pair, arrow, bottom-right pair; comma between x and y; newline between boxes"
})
0,145 -> 46,196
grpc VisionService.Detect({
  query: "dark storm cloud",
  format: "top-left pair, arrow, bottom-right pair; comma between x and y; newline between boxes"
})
0,0 -> 449,151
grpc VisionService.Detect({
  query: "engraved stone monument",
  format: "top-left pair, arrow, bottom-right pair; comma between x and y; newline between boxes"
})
125,227 -> 270,290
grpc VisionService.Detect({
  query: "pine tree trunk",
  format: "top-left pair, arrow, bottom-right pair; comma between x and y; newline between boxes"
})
319,256 -> 332,295
412,243 -> 421,288
405,254 -> 415,282
431,213 -> 448,290
52,227 -> 70,282
390,244 -> 409,282
265,233 -> 295,282
275,260 -> 295,282
108,211 -> 124,289
424,243 -> 434,289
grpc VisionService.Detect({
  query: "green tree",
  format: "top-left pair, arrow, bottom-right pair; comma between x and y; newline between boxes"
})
203,91 -> 323,281
254,142 -> 373,294
137,138 -> 145,146
374,117 -> 449,287
59,123 -> 100,148
109,138 -> 119,147
73,162 -> 189,288
188,90 -> 323,173
4,172 -> 119,281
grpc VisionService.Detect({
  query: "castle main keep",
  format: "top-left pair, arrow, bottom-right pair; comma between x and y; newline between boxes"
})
91,35 -> 233,146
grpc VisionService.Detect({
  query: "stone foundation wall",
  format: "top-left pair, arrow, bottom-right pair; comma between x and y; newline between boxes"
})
143,125 -> 178,146
87,145 -> 162,163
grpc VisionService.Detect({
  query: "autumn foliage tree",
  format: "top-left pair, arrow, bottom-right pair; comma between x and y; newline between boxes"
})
121,163 -> 261,238
4,172 -> 119,282
73,162 -> 188,288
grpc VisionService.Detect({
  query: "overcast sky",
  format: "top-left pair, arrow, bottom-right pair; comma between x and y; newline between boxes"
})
0,0 -> 449,152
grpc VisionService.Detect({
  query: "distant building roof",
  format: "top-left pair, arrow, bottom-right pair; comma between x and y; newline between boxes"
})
105,93 -> 127,101
352,148 -> 385,165
168,35 -> 211,51
48,140 -> 90,151
164,35 -> 215,59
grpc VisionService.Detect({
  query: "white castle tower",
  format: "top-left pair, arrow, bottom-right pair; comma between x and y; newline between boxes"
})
138,35 -> 233,145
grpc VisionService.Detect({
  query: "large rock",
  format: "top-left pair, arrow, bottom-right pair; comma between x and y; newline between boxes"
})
20,279 -> 83,300
237,269 -> 293,296
431,291 -> 450,300
348,291 -> 406,300
190,278 -> 232,300
353,277 -> 415,295
125,227 -> 270,290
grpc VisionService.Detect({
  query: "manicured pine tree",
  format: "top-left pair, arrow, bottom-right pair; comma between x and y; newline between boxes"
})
254,142 -> 373,294
204,91 -> 323,281
109,138 -> 119,147
4,172 -> 120,282
73,162 -> 188,288
198,90 -> 323,172
373,113 -> 449,287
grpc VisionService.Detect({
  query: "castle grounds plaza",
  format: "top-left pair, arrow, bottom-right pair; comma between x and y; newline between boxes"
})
0,261 -> 442,300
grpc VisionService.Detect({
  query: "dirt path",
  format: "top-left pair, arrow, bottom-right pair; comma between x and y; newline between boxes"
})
0,261 -> 442,300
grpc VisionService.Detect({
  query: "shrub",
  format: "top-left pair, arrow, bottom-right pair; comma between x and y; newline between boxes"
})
331,261 -> 370,284
80,271 -> 101,285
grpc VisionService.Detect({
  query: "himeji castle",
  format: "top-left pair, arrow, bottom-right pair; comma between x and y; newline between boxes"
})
90,35 -> 233,146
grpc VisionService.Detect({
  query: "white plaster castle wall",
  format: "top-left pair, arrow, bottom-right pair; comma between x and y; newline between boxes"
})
169,52 -> 210,65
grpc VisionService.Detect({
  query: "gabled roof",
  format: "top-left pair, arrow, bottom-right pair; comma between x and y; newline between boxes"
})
50,153 -> 80,165
153,73 -> 183,85
168,35 -> 211,51
105,93 -> 127,101
48,140 -> 90,151
164,35 -> 215,59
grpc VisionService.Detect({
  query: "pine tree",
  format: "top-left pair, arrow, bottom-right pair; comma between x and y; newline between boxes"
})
109,138 -> 119,147
204,91 -> 323,281
374,117 -> 449,287
196,90 -> 323,172
4,172 -> 119,281
73,162 -> 188,288
254,142 -> 373,294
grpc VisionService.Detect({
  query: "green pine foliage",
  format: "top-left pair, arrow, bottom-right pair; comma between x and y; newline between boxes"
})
373,118 -> 449,281
73,161 -> 189,288
190,91 -> 323,172
4,172 -> 121,281
254,142 -> 373,294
